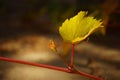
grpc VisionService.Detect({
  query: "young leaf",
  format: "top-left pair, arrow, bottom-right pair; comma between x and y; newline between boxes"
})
59,11 -> 103,44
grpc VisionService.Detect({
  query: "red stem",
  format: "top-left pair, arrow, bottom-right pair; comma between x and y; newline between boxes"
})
77,70 -> 104,80
0,57 -> 69,72
70,44 -> 74,68
0,57 -> 104,80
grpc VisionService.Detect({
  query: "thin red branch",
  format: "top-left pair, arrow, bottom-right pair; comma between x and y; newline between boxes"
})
0,57 -> 69,72
0,56 -> 104,80
77,70 -> 104,80
70,44 -> 75,68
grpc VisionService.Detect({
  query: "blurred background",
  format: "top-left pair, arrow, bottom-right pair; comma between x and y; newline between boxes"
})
0,0 -> 120,80
0,0 -> 119,36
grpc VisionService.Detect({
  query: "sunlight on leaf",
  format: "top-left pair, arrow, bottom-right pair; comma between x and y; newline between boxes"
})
59,11 -> 104,44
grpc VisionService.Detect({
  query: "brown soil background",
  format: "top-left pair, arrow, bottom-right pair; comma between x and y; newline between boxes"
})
0,27 -> 120,80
